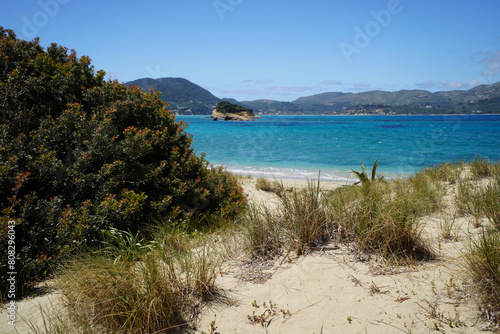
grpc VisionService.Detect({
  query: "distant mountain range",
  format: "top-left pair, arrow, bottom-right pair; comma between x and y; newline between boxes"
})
126,77 -> 500,115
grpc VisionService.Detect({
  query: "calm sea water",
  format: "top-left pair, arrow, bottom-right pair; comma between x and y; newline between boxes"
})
176,115 -> 500,182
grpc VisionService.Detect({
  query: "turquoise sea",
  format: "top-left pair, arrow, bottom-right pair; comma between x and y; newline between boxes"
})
176,115 -> 500,182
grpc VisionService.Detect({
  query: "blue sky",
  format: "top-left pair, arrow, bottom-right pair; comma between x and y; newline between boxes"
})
1,0 -> 500,101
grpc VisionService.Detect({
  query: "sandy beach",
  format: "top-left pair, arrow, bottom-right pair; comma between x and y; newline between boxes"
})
193,177 -> 487,334
0,175 -> 493,333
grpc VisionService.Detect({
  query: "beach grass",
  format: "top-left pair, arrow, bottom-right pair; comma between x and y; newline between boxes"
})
244,179 -> 334,257
28,159 -> 500,332
464,228 -> 500,325
243,203 -> 282,258
50,230 -> 223,334
255,177 -> 282,194
419,161 -> 464,183
326,178 -> 437,262
278,179 -> 334,255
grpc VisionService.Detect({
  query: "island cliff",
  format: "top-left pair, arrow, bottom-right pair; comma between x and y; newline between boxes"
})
211,101 -> 259,121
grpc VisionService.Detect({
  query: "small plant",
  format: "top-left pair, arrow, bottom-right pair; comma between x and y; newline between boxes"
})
247,300 -> 291,328
439,214 -> 460,242
351,159 -> 384,186
201,320 -> 219,334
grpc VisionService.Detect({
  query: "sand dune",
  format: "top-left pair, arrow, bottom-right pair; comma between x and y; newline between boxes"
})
0,176 -> 492,333
193,177 -> 487,333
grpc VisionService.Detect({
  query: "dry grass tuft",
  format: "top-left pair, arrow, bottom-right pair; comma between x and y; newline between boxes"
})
52,230 -> 223,333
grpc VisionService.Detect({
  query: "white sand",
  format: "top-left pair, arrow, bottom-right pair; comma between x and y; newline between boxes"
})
0,286 -> 61,333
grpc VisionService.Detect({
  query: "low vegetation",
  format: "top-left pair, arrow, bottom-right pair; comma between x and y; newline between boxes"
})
215,100 -> 254,115
23,162 -> 500,332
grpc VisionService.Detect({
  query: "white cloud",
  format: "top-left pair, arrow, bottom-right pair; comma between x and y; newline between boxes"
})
416,79 -> 487,90
468,78 -> 480,87
255,78 -> 273,85
241,78 -> 274,85
320,80 -> 343,85
416,80 -> 462,90
474,49 -> 500,77
215,85 -> 323,100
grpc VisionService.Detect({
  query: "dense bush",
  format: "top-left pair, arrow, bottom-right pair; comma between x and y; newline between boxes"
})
0,27 -> 246,299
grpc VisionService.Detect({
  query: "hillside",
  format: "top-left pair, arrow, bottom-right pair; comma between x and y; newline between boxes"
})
126,77 -> 220,115
126,77 -> 500,115
242,82 -> 500,115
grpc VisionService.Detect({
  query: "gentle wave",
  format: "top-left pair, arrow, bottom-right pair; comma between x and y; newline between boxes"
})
221,164 -> 359,183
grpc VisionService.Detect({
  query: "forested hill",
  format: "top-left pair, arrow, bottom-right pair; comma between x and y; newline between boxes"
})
126,77 -> 220,115
126,77 -> 500,115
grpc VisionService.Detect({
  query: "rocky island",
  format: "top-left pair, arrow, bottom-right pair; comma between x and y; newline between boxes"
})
211,101 -> 260,121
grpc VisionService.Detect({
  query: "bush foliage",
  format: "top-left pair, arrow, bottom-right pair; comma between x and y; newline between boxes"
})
0,27 -> 245,299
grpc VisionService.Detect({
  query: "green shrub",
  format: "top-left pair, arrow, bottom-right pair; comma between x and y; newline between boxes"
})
0,27 -> 245,299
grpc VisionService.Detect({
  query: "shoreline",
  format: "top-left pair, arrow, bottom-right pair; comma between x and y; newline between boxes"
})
225,165 -> 408,183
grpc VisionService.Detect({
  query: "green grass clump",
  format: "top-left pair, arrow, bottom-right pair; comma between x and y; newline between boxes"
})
243,179 -> 334,257
55,229 -> 223,333
470,157 -> 494,179
419,161 -> 464,183
244,204 -> 281,258
279,180 -> 334,255
405,172 -> 445,215
482,181 -> 500,229
325,174 -> 440,262
455,179 -> 500,227
464,229 -> 500,324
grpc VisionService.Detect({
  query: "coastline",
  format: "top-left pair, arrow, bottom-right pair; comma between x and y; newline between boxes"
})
225,164 -> 404,183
